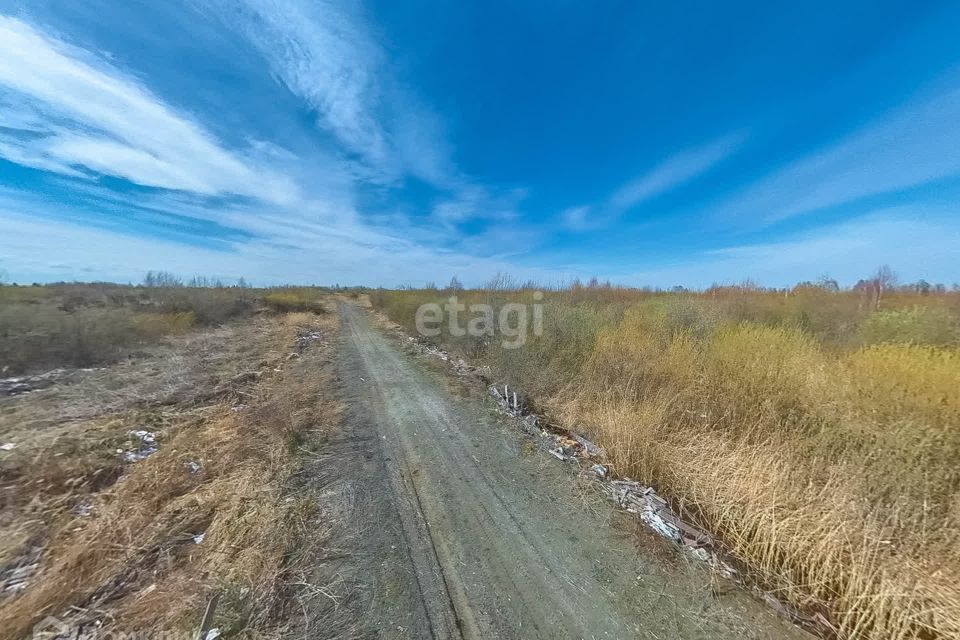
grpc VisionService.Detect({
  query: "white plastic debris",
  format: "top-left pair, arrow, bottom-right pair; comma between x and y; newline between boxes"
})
121,429 -> 158,462
204,628 -> 221,640
685,546 -> 712,562
549,447 -> 574,461
640,504 -> 683,542
123,448 -> 157,463
186,461 -> 202,474
0,442 -> 16,451
193,533 -> 205,544
129,429 -> 156,444
591,464 -> 607,478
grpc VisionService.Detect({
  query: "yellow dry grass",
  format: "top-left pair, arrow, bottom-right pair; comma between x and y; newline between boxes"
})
374,287 -> 960,640
563,318 -> 960,640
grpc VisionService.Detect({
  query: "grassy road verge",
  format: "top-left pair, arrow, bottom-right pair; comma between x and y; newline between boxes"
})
373,285 -> 960,640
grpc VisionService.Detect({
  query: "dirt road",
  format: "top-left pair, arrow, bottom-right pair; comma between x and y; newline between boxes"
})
329,304 -> 808,639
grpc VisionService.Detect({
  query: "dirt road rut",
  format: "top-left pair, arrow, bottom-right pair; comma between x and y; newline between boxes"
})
334,303 -> 808,640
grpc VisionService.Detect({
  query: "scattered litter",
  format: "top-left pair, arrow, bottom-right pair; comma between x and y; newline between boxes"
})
1,546 -> 41,594
591,464 -> 607,478
193,532 -> 205,545
296,329 -> 326,351
73,500 -> 94,517
572,434 -> 605,458
130,429 -> 155,444
186,461 -> 202,474
0,381 -> 32,396
230,404 -> 248,412
287,352 -> 300,360
120,429 -> 158,463
0,367 -> 81,396
405,335 -> 491,378
0,442 -> 16,451
123,449 -> 157,463
204,628 -> 221,640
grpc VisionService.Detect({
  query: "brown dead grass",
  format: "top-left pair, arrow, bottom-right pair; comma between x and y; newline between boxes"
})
0,311 -> 340,639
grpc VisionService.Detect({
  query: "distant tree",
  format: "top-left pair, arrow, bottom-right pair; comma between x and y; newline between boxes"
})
869,265 -> 897,311
816,275 -> 840,292
447,275 -> 463,294
587,276 -> 600,288
485,272 -> 516,291
520,279 -> 539,290
143,270 -> 183,288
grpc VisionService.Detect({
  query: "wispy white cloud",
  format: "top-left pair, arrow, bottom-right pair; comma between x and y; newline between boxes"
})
203,0 -> 525,236
621,209 -> 960,288
719,76 -> 960,223
432,186 -> 526,227
560,133 -> 743,231
0,201 -> 560,287
206,0 -> 389,167
205,0 -> 459,189
610,133 -> 744,211
0,16 -> 298,204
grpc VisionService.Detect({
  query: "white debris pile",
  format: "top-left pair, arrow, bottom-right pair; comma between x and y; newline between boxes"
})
407,336 -> 450,361
119,429 -> 158,463
0,368 -> 68,396
489,380 -> 736,573
606,480 -> 716,549
1,546 -> 41,595
406,336 -> 491,378
295,329 -> 326,351
490,384 -> 605,460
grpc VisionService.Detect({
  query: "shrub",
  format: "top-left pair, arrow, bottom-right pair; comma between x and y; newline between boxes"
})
263,291 -> 326,314
858,306 -> 959,346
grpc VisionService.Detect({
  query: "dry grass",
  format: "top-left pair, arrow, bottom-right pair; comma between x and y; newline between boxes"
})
373,285 -> 960,640
262,290 -> 328,314
0,283 -> 332,375
0,311 -> 341,639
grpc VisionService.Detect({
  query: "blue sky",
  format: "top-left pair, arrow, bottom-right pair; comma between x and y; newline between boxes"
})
1,0 -> 959,287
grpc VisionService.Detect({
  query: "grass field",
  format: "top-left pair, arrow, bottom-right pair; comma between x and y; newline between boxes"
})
0,283 -> 342,638
372,281 -> 960,640
0,282 -> 337,375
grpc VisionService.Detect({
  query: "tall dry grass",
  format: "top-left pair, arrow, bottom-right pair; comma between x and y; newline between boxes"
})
372,285 -> 960,639
0,312 -> 342,638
